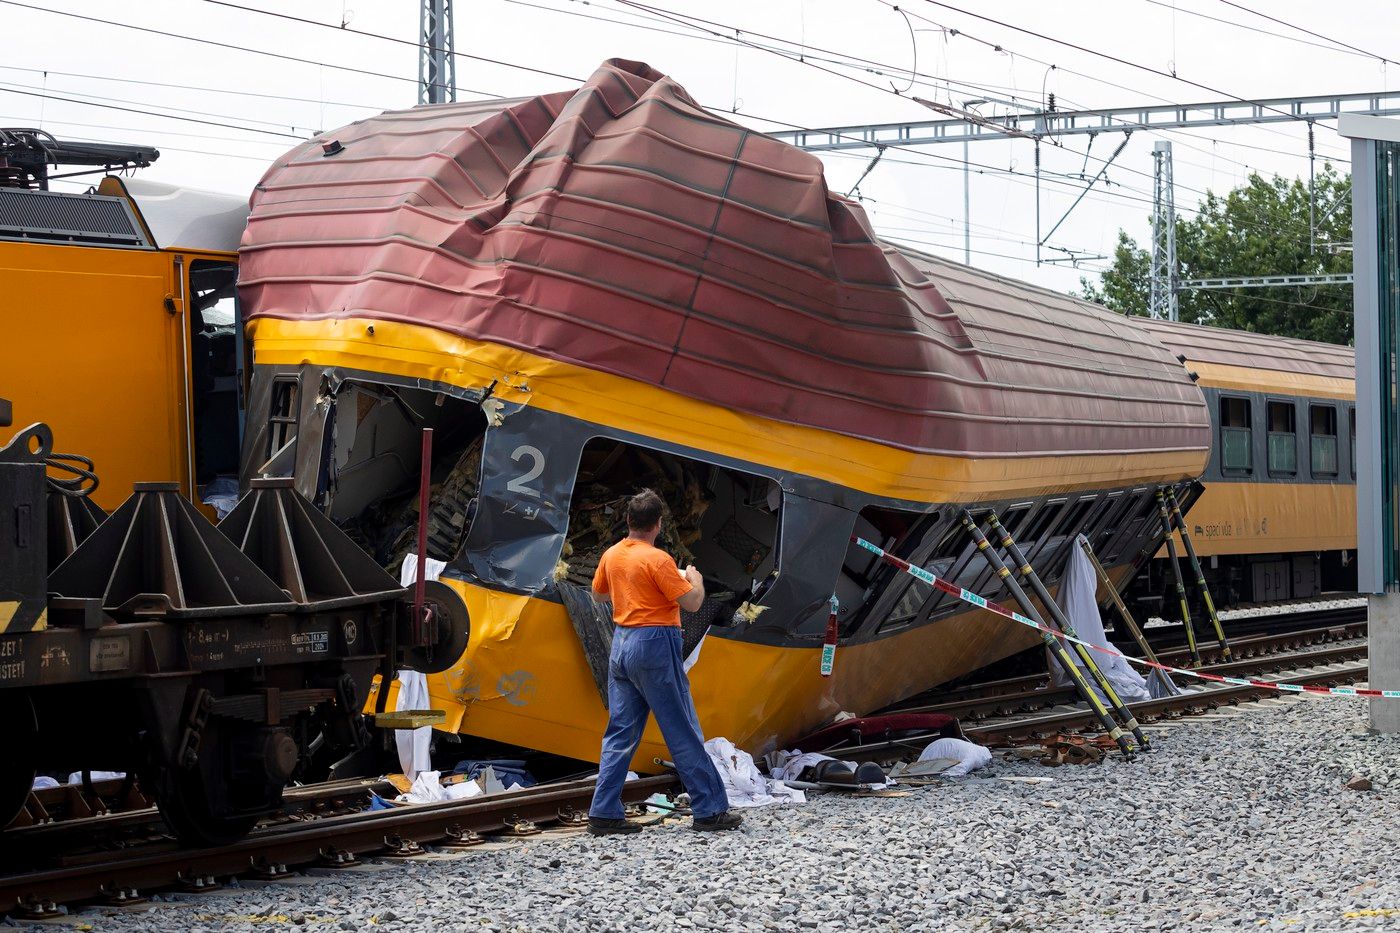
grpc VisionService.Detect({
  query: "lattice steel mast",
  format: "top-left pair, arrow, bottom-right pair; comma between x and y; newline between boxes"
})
1149,141 -> 1178,321
419,0 -> 456,105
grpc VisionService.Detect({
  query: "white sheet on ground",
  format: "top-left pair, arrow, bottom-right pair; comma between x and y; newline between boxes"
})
395,553 -> 448,781
1049,535 -> 1151,702
66,770 -> 126,784
396,769 -> 484,804
704,737 -> 805,807
916,738 -> 992,777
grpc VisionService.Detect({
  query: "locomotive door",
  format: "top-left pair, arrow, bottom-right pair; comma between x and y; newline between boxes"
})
181,255 -> 244,517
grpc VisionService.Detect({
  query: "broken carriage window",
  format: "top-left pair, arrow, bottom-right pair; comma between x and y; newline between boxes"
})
837,505 -> 940,637
1024,496 -> 1098,583
559,439 -> 781,625
869,504 -> 1032,635
326,382 -> 488,567
266,375 -> 298,462
1100,489 -> 1160,564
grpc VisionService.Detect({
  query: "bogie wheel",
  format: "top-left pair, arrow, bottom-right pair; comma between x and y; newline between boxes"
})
0,692 -> 37,828
156,767 -> 259,848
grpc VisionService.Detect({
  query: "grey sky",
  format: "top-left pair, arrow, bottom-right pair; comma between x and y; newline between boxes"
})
2,0 -> 1395,294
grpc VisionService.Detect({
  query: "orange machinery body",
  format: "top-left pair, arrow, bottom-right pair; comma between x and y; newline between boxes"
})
0,177 -> 247,513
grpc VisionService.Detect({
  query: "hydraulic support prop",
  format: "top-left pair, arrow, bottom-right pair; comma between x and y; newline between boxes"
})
986,512 -> 1148,750
1155,489 -> 1201,666
1164,487 -> 1232,660
958,514 -> 1134,757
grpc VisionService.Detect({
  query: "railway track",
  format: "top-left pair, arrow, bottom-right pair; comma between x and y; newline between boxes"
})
0,774 -> 678,918
832,643 -> 1368,764
894,610 -> 1365,714
1137,602 -> 1364,649
0,606 -> 1367,918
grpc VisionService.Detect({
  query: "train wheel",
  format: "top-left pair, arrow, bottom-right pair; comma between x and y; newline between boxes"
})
156,767 -> 259,848
0,692 -> 37,828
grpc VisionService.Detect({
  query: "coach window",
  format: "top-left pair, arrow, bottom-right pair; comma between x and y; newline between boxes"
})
1266,400 -> 1298,476
1350,406 -> 1357,479
1218,396 -> 1252,475
1310,404 -> 1338,477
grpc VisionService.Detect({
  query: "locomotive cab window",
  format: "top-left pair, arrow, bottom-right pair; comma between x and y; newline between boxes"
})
1309,404 -> 1338,477
1266,400 -> 1297,476
1218,396 -> 1252,474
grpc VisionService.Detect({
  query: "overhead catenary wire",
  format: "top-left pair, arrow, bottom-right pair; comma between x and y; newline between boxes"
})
0,85 -> 307,141
883,234 -> 1111,272
0,63 -> 392,114
915,0 -> 1322,123
0,77 -> 322,136
504,0 -> 1039,104
6,0 -> 1336,281
885,1 -> 1350,165
1139,0 -> 1376,60
202,0 -> 583,84
0,0 -> 504,100
612,0 -> 1327,243
0,120 -> 286,163
1216,0 -> 1397,66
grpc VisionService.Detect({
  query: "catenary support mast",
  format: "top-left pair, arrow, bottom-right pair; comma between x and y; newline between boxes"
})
419,0 -> 456,105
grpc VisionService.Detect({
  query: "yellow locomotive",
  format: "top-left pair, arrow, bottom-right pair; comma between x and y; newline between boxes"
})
1,129 -> 246,519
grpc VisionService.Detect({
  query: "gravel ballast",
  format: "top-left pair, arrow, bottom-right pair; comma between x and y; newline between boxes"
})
38,695 -> 1400,933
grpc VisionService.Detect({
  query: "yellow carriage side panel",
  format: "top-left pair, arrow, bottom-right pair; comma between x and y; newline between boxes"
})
407,578 -> 1041,769
1180,481 -> 1356,557
1,242 -> 189,512
250,317 -> 1207,504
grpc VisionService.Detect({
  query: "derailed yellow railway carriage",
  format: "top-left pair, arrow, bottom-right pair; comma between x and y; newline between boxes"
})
237,60 -> 1211,767
1137,319 -> 1356,605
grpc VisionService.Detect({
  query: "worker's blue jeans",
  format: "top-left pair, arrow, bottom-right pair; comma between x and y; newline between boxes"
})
589,625 -> 729,821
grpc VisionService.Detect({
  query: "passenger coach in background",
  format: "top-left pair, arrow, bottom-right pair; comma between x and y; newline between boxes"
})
235,59 -> 1213,769
1137,319 -> 1356,609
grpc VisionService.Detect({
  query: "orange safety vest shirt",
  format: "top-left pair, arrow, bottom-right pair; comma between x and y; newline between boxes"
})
592,538 -> 693,627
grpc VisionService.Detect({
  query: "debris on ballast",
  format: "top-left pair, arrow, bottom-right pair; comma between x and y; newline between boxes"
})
1345,774 -> 1374,791
907,737 -> 993,777
704,738 -> 805,807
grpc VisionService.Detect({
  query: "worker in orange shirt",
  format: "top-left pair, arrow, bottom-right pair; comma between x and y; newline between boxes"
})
586,489 -> 741,834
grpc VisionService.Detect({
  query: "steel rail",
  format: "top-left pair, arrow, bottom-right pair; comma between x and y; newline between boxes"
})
898,617 -> 1365,709
829,660 -> 1367,763
4,776 -> 392,856
901,640 -> 1367,723
1141,605 -> 1364,649
0,774 -> 675,915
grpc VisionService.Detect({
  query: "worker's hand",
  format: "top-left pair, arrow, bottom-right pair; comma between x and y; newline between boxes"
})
684,565 -> 702,587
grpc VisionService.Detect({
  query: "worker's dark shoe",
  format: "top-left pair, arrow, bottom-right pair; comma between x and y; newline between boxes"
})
692,810 -> 743,832
587,817 -> 642,836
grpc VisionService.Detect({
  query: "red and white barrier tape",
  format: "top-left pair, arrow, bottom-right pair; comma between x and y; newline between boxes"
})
851,536 -> 1388,699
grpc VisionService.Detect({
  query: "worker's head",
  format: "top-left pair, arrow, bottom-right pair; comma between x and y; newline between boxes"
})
626,488 -> 665,534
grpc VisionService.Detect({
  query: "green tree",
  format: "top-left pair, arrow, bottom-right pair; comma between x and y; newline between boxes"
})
1078,165 -> 1352,345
